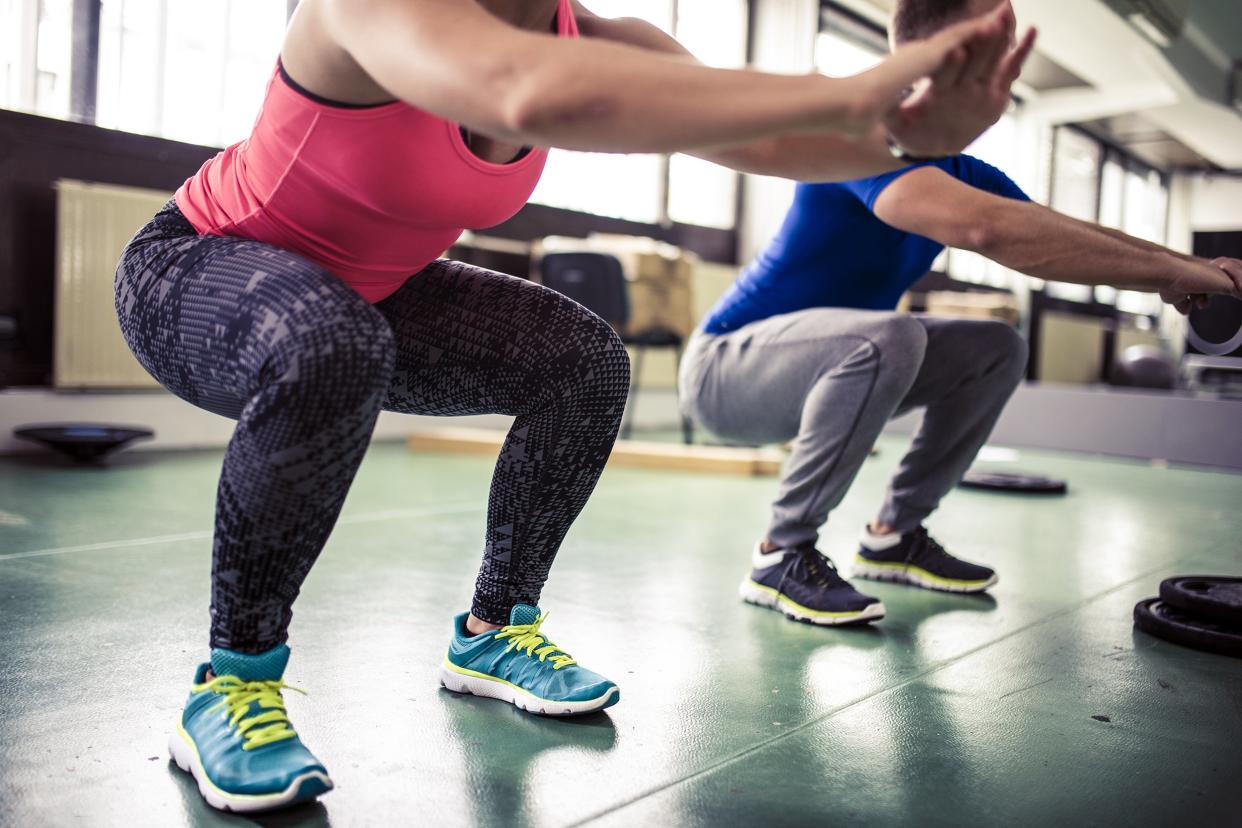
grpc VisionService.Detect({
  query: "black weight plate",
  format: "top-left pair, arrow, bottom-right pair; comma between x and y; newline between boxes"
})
1133,598 -> 1242,659
1160,577 -> 1242,626
958,471 -> 1067,495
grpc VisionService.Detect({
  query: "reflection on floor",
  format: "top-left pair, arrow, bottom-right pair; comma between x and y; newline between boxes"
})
1,436 -> 1240,827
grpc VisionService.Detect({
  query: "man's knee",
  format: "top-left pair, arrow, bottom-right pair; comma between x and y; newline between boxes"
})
868,315 -> 929,381
982,321 -> 1029,383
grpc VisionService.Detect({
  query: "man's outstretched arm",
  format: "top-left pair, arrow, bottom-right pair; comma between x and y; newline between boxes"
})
871,167 -> 1242,311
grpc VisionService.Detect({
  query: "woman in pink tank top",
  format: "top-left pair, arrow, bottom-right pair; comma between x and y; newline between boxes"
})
115,0 -> 1034,811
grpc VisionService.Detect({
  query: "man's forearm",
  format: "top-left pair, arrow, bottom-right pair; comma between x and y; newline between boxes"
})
1080,220 -> 1202,266
694,124 -> 902,182
978,202 -> 1234,295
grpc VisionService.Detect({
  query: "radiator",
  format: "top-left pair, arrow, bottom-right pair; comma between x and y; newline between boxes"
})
54,180 -> 170,388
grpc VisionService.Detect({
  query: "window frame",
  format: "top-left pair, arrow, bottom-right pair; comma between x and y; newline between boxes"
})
536,0 -> 748,232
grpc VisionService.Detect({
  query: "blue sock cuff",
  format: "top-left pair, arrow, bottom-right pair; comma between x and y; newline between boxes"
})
210,644 -> 291,681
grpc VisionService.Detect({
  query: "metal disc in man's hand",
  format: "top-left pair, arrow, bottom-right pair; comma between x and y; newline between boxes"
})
1133,598 -> 1242,659
1186,296 -> 1242,357
958,470 -> 1067,495
1159,577 -> 1242,626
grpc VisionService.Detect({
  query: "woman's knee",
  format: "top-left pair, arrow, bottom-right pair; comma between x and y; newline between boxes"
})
546,310 -> 631,408
578,315 -> 631,399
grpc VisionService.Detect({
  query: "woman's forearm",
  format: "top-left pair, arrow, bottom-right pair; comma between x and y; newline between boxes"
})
502,42 -> 878,153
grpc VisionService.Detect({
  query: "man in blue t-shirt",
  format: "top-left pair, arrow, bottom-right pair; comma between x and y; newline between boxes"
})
679,0 -> 1242,627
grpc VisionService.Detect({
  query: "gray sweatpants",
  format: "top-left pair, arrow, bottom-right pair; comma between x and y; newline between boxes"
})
678,309 -> 1027,549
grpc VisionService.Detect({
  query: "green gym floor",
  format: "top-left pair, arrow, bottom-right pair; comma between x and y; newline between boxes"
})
1,435 -> 1240,827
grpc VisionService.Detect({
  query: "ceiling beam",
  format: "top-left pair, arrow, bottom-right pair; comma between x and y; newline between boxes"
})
1021,83 -> 1177,124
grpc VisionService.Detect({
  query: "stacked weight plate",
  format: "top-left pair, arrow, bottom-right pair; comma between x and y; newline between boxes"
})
1134,577 -> 1242,658
958,470 -> 1068,494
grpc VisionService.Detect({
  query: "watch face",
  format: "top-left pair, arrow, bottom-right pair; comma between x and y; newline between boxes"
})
1187,296 -> 1242,357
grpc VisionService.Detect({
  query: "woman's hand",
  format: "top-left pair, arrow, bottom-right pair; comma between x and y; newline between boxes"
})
856,2 -> 1036,158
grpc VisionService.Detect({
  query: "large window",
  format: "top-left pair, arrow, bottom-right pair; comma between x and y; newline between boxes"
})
531,0 -> 749,228
95,0 -> 288,148
1,0 -> 287,145
665,0 -> 748,229
815,29 -> 883,77
1051,127 -> 1102,223
1096,154 -> 1168,314
1,0 -> 75,120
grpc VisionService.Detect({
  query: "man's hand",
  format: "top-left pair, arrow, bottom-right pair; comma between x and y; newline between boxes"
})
1159,289 -> 1210,316
1163,258 -> 1242,314
881,3 -> 1036,158
1213,257 -> 1242,300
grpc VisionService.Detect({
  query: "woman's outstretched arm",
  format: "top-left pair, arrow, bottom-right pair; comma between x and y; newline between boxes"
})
570,2 -> 1035,181
318,0 -> 1029,163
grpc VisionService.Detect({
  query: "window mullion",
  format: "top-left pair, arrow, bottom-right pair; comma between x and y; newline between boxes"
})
18,0 -> 39,110
152,0 -> 167,136
217,0 -> 233,146
661,0 -> 678,226
69,0 -> 101,123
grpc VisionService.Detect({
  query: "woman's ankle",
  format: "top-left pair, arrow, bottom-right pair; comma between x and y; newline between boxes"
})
465,613 -> 503,636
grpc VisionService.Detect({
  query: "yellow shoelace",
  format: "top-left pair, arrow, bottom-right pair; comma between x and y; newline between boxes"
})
493,613 -> 577,670
198,675 -> 305,750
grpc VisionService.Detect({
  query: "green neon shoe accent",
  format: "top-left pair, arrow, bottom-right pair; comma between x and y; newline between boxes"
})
745,580 -> 877,619
852,556 -> 993,588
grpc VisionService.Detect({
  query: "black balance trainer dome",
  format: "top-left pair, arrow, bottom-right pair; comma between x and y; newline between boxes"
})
14,424 -> 154,463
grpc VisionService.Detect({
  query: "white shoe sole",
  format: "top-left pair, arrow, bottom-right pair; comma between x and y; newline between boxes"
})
439,661 -> 619,716
851,559 -> 998,594
738,578 -> 886,625
168,723 -> 333,814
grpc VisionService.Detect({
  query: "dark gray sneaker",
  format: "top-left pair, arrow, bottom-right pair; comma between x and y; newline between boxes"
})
739,543 -> 886,626
853,527 -> 997,593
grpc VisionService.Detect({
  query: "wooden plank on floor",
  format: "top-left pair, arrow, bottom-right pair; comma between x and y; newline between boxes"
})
406,427 -> 785,476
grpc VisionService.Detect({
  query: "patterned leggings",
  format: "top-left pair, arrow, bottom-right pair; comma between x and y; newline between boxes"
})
115,202 -> 630,652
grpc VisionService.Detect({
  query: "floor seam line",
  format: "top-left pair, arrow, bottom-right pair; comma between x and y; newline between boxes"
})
0,503 -> 484,562
567,557 -> 1183,828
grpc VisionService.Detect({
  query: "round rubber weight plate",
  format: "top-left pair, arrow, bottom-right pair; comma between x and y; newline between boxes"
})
1159,577 -> 1242,627
1133,598 -> 1242,659
958,471 -> 1068,495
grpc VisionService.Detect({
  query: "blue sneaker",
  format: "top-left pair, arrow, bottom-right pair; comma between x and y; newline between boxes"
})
739,542 -> 886,625
853,526 -> 998,593
440,605 -> 620,716
168,644 -> 333,813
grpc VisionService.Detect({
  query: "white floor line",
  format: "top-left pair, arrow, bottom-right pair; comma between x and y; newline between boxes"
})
0,503 -> 483,563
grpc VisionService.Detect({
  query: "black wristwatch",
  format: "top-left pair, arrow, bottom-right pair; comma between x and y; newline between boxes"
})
884,131 -> 944,165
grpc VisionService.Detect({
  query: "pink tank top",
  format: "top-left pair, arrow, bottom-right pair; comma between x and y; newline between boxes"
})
176,0 -> 578,303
